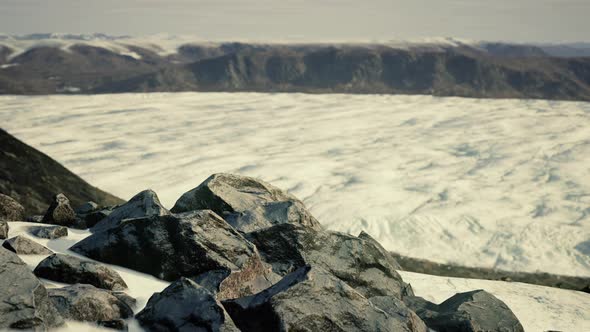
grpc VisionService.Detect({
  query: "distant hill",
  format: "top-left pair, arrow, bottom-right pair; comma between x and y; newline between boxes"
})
1,36 -> 590,101
0,128 -> 123,214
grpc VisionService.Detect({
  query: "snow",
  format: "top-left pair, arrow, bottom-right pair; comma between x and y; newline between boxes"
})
1,93 -> 589,278
4,221 -> 589,331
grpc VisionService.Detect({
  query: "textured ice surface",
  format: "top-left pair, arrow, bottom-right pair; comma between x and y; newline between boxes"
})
1,92 -> 590,277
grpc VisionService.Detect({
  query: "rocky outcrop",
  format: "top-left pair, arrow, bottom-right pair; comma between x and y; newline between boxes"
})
171,173 -> 321,232
0,193 -> 25,221
404,290 -> 524,332
29,225 -> 68,239
0,220 -> 8,239
0,128 -> 124,214
34,254 -> 127,291
136,277 -> 239,332
247,223 -> 408,299
91,189 -> 169,232
2,235 -> 53,255
48,284 -> 133,329
223,265 -> 426,332
0,248 -> 64,330
42,193 -> 77,226
72,210 -> 273,298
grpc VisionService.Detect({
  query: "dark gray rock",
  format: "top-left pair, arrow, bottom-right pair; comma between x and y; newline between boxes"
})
34,253 -> 127,291
136,277 -> 239,332
42,193 -> 77,226
48,284 -> 133,327
26,215 -> 44,223
98,319 -> 128,330
404,291 -> 524,332
29,225 -> 68,239
2,235 -> 53,255
91,189 -> 169,232
247,223 -> 408,299
0,193 -> 25,221
369,296 -> 428,332
223,265 -> 425,332
171,173 -> 321,232
72,210 -> 273,299
0,247 -> 64,330
76,207 -> 113,229
75,201 -> 98,215
0,220 -> 8,239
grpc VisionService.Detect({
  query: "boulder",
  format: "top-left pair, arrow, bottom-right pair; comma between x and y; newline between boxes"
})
25,215 -> 44,223
42,193 -> 77,226
247,223 -> 408,299
0,220 -> 8,239
222,265 -> 425,332
369,296 -> 428,332
2,235 -> 53,255
404,290 -> 524,332
29,225 -> 68,239
48,284 -> 133,328
0,247 -> 64,329
34,254 -> 127,291
91,189 -> 169,232
136,277 -> 239,332
76,207 -> 113,229
171,173 -> 321,232
75,201 -> 99,215
72,210 -> 273,299
0,193 -> 25,221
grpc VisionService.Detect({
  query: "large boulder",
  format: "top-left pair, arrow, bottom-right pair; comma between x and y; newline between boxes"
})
223,265 -> 426,332
247,223 -> 408,299
91,189 -> 169,232
2,235 -> 53,255
71,210 -> 273,299
171,173 -> 321,232
75,201 -> 99,215
77,207 -> 113,229
0,248 -> 64,330
136,277 -> 239,332
29,225 -> 68,239
0,220 -> 8,239
0,193 -> 25,221
369,296 -> 428,332
48,284 -> 133,328
42,193 -> 77,226
34,254 -> 127,291
404,290 -> 524,332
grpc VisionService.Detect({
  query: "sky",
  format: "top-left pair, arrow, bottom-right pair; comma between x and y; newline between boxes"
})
0,0 -> 588,43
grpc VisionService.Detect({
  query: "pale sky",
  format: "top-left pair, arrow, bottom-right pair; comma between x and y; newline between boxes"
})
1,0 -> 588,42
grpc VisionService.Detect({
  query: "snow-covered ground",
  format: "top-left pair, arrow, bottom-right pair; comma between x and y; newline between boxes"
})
1,92 -> 590,278
5,221 -> 590,331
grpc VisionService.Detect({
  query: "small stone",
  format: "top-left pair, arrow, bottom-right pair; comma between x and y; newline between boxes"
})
42,193 -> 77,226
2,235 -> 53,255
29,225 -> 68,239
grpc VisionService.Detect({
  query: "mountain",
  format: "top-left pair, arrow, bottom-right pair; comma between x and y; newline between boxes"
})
0,128 -> 124,214
1,36 -> 590,101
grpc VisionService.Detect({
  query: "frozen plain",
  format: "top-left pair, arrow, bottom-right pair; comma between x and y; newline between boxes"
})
1,92 -> 590,278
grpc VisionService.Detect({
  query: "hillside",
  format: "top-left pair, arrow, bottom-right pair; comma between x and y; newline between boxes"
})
0,128 -> 124,213
1,37 -> 590,100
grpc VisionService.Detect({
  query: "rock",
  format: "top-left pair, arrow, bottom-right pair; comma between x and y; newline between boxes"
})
136,277 -> 239,332
75,201 -> 98,214
29,225 -> 68,239
0,220 -> 8,239
2,235 -> 53,255
247,223 -> 408,299
0,247 -> 64,329
223,265 -> 425,332
369,296 -> 428,332
76,207 -> 113,229
25,215 -> 44,223
72,210 -> 273,299
91,189 -> 169,232
404,291 -> 524,332
171,173 -> 321,232
48,284 -> 133,327
42,193 -> 77,226
34,253 -> 127,291
0,193 -> 25,221
98,319 -> 128,330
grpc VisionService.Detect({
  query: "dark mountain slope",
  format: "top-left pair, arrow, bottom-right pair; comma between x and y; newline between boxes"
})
0,128 -> 124,214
